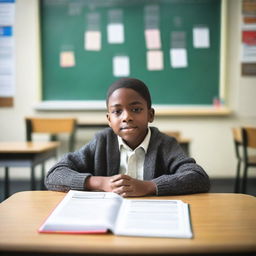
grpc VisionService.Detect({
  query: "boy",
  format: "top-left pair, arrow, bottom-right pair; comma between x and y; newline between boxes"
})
45,78 -> 210,196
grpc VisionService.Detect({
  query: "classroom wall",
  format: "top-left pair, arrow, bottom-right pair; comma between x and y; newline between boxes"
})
0,0 -> 256,180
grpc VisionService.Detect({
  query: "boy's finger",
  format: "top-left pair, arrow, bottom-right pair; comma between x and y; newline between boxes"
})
113,185 -> 132,194
110,174 -> 131,182
112,178 -> 130,187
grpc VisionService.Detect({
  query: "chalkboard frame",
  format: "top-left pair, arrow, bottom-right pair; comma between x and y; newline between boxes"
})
36,0 -> 230,115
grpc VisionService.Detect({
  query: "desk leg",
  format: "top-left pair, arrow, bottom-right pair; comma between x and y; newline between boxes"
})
241,164 -> 248,194
234,160 -> 241,193
40,163 -> 45,190
31,166 -> 36,190
4,167 -> 9,199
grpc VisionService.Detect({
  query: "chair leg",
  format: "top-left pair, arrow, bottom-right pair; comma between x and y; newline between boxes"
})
41,162 -> 46,190
4,167 -> 10,199
241,165 -> 248,194
234,160 -> 241,193
31,166 -> 36,190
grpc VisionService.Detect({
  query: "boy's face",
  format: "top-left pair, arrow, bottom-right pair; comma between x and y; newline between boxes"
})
106,88 -> 154,150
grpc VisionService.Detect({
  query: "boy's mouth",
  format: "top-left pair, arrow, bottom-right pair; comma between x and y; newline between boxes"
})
120,126 -> 137,131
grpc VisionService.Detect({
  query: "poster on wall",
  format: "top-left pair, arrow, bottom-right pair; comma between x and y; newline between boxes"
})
241,0 -> 256,76
0,0 -> 15,107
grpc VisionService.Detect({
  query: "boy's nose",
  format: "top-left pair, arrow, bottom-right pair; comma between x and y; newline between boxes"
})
122,110 -> 132,122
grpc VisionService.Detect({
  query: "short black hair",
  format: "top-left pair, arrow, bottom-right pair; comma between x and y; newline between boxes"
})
106,78 -> 152,109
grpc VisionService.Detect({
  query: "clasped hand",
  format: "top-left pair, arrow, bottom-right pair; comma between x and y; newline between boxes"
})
86,174 -> 156,197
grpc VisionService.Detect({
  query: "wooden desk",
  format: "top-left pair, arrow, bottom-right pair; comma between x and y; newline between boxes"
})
0,192 -> 255,256
0,142 -> 59,199
77,120 -> 191,155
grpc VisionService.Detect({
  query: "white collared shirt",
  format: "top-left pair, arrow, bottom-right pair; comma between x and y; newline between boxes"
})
118,128 -> 151,180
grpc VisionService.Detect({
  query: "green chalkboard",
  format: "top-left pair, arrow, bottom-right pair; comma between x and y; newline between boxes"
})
40,0 -> 221,105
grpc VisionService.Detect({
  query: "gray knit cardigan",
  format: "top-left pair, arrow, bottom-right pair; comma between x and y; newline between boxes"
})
45,127 -> 210,195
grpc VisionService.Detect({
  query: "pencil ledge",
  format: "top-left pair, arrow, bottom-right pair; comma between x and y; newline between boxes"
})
34,100 -> 107,111
155,106 -> 232,116
34,101 -> 231,116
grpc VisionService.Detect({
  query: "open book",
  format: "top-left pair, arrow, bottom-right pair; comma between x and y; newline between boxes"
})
38,190 -> 193,238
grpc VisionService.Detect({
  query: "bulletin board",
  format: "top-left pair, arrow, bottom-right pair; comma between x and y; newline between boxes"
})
0,0 -> 15,107
40,0 -> 222,109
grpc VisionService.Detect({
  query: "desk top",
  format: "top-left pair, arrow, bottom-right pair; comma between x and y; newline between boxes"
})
0,142 -> 60,153
0,192 -> 255,255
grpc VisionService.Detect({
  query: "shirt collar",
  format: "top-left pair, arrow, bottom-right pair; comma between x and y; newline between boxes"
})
118,127 -> 151,153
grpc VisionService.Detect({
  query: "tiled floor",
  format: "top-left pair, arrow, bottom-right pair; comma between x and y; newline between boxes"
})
0,178 -> 255,203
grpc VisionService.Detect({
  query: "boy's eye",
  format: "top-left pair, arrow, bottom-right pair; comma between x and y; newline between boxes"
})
112,109 -> 122,115
132,107 -> 143,113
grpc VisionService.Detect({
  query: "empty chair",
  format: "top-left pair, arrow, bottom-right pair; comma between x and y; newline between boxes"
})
25,117 -> 77,189
231,127 -> 242,193
241,127 -> 256,193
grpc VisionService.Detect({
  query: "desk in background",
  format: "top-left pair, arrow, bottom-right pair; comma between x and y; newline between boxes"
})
0,191 -> 255,256
76,120 -> 191,155
0,142 -> 59,199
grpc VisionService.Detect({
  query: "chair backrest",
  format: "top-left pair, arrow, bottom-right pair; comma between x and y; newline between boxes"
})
242,127 -> 256,149
232,127 -> 242,160
232,127 -> 242,144
25,117 -> 77,152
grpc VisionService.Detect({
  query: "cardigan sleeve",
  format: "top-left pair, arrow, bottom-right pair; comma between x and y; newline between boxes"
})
150,131 -> 210,196
45,139 -> 96,192
152,160 -> 210,196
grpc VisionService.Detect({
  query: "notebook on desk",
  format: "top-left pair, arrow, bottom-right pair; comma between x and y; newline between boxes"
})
39,190 -> 193,238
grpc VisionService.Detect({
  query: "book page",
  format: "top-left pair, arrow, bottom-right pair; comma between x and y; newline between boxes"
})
114,199 -> 192,238
39,191 -> 123,233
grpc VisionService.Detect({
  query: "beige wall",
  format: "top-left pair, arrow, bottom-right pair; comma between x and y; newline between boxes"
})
0,0 -> 256,180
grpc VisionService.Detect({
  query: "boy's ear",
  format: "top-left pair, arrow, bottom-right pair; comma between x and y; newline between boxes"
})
148,108 -> 155,123
106,112 -> 112,127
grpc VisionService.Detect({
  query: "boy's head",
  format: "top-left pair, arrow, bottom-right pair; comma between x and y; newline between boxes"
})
106,78 -> 155,150
106,78 -> 152,109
